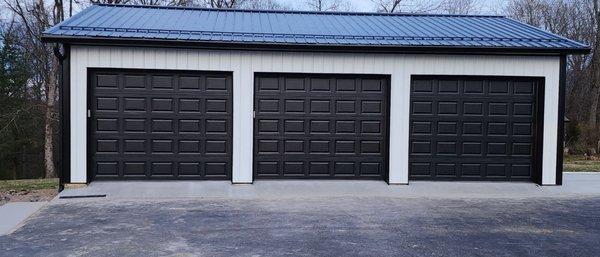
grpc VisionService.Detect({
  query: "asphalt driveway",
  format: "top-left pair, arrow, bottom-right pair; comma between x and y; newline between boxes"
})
1,195 -> 600,257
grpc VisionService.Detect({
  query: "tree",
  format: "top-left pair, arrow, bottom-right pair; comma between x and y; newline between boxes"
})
4,0 -> 66,179
242,0 -> 289,10
589,0 -> 600,128
506,0 -> 598,152
439,0 -> 479,15
305,0 -> 351,11
0,20 -> 43,180
371,0 -> 477,14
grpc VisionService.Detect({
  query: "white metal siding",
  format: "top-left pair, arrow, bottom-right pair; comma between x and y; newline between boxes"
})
70,46 -> 561,185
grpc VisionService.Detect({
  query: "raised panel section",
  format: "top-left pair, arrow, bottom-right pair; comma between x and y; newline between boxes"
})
96,74 -> 118,88
124,75 -> 145,89
97,97 -> 119,111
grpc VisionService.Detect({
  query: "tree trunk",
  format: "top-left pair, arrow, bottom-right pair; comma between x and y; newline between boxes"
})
590,82 -> 599,128
44,62 -> 58,179
589,0 -> 600,128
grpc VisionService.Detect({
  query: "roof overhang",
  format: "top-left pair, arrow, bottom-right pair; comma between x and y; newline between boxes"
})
41,35 -> 591,56
42,34 -> 590,55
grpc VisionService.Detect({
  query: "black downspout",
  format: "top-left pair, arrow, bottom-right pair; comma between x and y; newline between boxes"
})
556,55 -> 567,185
56,44 -> 71,191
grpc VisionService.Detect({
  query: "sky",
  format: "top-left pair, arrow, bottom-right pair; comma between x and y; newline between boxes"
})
280,0 -> 506,15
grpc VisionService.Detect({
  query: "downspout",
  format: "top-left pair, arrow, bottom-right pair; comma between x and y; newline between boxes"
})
54,43 -> 70,192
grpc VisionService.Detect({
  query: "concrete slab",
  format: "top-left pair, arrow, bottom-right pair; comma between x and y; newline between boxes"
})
0,202 -> 47,235
58,172 -> 600,200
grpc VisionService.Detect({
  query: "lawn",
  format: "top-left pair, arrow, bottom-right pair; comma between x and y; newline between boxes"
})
564,156 -> 600,172
0,178 -> 58,191
0,178 -> 58,206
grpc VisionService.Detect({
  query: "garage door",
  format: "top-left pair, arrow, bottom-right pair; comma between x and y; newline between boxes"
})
89,69 -> 232,180
409,76 -> 542,181
254,74 -> 389,179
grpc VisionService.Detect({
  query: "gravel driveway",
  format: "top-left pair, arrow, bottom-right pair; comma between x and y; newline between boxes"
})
1,196 -> 599,257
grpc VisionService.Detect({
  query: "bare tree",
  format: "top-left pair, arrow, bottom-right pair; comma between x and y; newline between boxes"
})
507,0 -> 598,152
4,0 -> 65,179
88,0 -> 131,3
305,0 -> 352,11
589,0 -> 600,128
439,0 -> 479,15
242,0 -> 289,10
371,0 -> 454,14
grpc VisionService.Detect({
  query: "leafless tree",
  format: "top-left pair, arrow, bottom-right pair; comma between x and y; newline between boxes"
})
439,0 -> 479,15
507,0 -> 598,151
3,0 -> 66,179
371,0 -> 474,14
305,0 -> 352,11
590,0 -> 600,128
241,0 -> 289,10
371,0 -> 402,12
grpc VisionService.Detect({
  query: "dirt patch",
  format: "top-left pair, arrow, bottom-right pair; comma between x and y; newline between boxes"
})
0,189 -> 57,206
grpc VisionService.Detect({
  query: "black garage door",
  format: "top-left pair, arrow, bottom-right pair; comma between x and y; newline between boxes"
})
409,76 -> 542,181
89,69 -> 232,180
254,74 -> 389,179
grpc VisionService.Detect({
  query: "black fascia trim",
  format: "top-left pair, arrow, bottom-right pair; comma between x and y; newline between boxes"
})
40,35 -> 591,55
556,55 -> 567,185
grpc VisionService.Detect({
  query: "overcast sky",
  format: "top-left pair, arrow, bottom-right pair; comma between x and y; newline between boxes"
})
280,0 -> 506,15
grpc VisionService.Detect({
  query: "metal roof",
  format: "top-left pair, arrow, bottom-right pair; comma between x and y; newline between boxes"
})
43,4 -> 589,54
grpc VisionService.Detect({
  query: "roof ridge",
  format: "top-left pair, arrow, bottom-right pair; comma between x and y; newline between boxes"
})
94,3 -> 506,18
57,24 -> 572,43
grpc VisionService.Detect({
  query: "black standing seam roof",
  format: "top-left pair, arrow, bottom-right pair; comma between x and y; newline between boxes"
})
42,4 -> 590,54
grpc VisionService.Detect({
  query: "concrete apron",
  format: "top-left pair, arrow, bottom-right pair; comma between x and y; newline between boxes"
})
0,202 -> 48,236
56,173 -> 600,201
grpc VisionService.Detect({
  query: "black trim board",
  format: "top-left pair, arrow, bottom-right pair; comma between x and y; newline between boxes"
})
556,55 -> 567,185
59,44 -> 71,188
40,36 -> 591,55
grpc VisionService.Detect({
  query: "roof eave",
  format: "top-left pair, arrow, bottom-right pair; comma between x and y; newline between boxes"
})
41,34 -> 592,55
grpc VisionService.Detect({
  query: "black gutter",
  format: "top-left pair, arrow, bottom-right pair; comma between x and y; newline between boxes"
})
40,35 -> 591,56
556,55 -> 567,185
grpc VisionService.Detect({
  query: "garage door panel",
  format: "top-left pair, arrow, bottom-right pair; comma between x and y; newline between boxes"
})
90,70 -> 232,180
409,76 -> 539,181
255,74 -> 389,179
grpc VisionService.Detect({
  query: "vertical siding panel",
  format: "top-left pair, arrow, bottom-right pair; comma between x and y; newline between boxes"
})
122,48 -> 133,68
176,49 -> 186,70
196,50 -> 207,70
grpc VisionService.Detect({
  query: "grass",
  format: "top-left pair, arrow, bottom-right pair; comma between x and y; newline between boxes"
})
0,178 -> 59,191
564,156 -> 600,172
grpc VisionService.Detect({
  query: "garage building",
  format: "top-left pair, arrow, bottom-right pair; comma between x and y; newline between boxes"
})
42,4 -> 589,185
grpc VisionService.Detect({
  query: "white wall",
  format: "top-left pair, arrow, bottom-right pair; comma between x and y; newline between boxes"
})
70,45 -> 561,185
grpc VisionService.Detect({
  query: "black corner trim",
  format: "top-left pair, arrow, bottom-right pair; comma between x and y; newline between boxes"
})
59,44 -> 71,190
556,55 -> 567,185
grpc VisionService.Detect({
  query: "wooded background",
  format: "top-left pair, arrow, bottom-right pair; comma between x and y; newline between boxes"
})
0,0 -> 598,179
